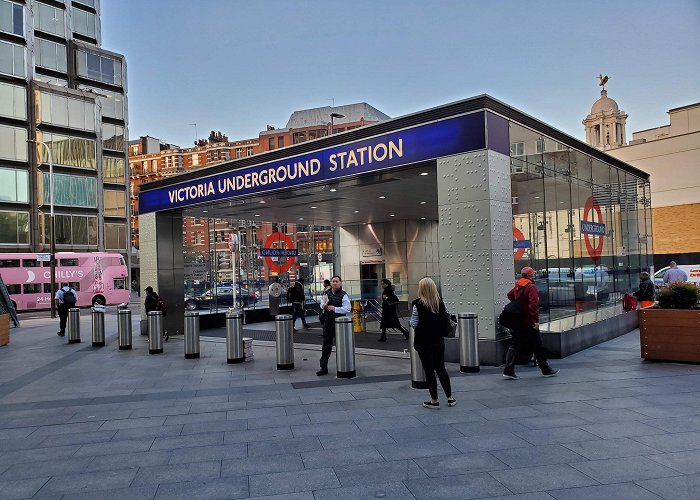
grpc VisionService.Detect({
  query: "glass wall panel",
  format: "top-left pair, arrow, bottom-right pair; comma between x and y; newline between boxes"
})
103,123 -> 124,150
0,81 -> 26,120
36,131 -> 96,169
36,39 -> 67,73
41,172 -> 97,207
0,40 -> 25,77
76,50 -> 122,86
78,85 -> 124,120
41,214 -> 98,246
0,0 -> 23,36
0,167 -> 29,202
72,7 -> 97,38
0,125 -> 28,161
35,2 -> 66,36
104,222 -> 126,249
103,156 -> 125,183
37,91 -> 95,131
0,210 -> 29,244
104,189 -> 126,216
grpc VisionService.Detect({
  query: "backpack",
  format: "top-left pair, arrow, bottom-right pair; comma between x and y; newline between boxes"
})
62,288 -> 76,306
156,296 -> 168,317
498,284 -> 532,330
623,293 -> 638,311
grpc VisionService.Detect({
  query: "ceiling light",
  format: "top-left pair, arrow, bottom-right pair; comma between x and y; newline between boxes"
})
421,217 -> 426,220
310,206 -> 317,209
353,210 -> 359,213
299,217 -> 304,220
254,214 -> 260,217
379,196 -> 386,199
336,220 -> 340,223
420,172 -> 428,176
329,188 -> 337,192
389,214 -> 395,217
420,201 -> 426,205
259,200 -> 266,204
202,210 -> 208,213
535,196 -> 540,199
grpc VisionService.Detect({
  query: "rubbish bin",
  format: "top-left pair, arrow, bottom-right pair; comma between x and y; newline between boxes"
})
226,309 -> 244,364
335,316 -> 356,378
458,312 -> 480,373
184,311 -> 200,359
409,326 -> 427,389
117,308 -> 132,350
275,314 -> 294,370
147,310 -> 163,354
67,308 -> 81,344
91,307 -> 105,347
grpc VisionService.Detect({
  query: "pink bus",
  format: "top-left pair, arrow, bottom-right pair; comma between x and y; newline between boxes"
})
0,252 -> 129,311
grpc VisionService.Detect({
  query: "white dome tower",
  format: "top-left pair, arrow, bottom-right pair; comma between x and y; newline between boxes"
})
583,76 -> 628,150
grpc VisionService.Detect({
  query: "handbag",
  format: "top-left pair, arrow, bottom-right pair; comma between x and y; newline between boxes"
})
447,314 -> 458,338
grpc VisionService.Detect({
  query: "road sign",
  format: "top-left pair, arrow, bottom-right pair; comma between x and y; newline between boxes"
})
37,253 -> 51,262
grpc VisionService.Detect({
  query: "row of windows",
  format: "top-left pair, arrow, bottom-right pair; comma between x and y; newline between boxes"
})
41,172 -> 97,208
76,50 -> 122,86
0,125 -> 28,162
36,38 -> 67,73
0,81 -> 26,120
37,91 -> 96,132
0,1 -> 97,39
36,131 -> 96,169
78,85 -> 124,120
0,258 -> 86,268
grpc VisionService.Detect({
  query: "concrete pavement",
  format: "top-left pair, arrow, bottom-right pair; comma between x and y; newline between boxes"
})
1,310 -> 700,499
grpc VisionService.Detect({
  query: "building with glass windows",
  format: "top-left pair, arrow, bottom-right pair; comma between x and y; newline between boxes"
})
137,95 -> 651,363
0,0 -> 128,259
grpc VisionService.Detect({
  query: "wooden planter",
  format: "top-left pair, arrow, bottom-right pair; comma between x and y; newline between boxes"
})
0,314 -> 9,347
639,308 -> 700,362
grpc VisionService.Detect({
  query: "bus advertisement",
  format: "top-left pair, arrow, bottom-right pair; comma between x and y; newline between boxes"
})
0,252 -> 129,311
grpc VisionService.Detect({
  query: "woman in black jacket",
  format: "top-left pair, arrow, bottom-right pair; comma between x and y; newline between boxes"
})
633,271 -> 655,308
409,277 -> 456,409
379,279 -> 409,341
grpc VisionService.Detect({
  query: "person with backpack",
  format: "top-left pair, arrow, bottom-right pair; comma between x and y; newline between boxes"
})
55,283 -> 78,337
502,267 -> 559,380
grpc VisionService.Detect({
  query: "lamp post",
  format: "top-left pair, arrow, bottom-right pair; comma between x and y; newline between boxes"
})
330,112 -> 345,135
29,139 -> 57,318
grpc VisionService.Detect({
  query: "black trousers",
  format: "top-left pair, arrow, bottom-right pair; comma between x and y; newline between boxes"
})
57,304 -> 68,334
320,317 -> 336,368
417,346 -> 452,401
292,303 -> 308,327
504,325 -> 551,374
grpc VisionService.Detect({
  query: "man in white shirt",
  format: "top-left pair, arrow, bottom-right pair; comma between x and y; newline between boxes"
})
317,276 -> 351,376
663,261 -> 688,284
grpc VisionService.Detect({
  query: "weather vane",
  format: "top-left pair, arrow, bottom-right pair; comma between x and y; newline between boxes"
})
598,74 -> 609,91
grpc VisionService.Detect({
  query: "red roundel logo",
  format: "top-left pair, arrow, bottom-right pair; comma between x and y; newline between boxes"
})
582,196 -> 605,262
513,227 -> 527,262
263,233 -> 296,273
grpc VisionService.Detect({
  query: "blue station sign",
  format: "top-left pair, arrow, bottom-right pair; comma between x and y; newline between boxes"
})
259,248 -> 299,257
513,239 -> 532,249
580,221 -> 606,236
139,112 -> 488,213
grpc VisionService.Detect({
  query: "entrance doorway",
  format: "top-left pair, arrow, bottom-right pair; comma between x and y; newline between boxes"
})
360,263 -> 384,301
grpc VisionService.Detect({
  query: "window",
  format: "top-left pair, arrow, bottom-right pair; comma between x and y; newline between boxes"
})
36,38 -> 67,73
71,7 -> 96,38
191,153 -> 199,166
0,82 -> 25,121
105,222 -> 126,249
104,190 -> 125,216
73,0 -> 96,7
113,278 -> 126,290
23,284 -> 41,294
35,3 -> 65,37
104,157 -> 125,183
6,284 -> 20,294
0,168 -> 29,203
246,146 -> 253,156
23,259 -> 40,267
0,125 -> 28,162
0,0 -> 23,36
0,40 -> 25,77
235,148 -> 242,159
510,142 -> 524,156
76,50 -> 122,86
36,131 -> 96,169
0,259 -> 20,267
102,123 -> 124,151
41,172 -> 97,207
43,214 -> 97,246
59,258 -> 79,266
37,91 -> 95,131
0,211 -> 29,244
268,137 -> 274,150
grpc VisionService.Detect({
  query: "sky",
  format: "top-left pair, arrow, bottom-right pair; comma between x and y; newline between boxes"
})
101,0 -> 700,148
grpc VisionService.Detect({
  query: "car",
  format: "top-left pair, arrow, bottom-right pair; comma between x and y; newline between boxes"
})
184,286 -> 259,310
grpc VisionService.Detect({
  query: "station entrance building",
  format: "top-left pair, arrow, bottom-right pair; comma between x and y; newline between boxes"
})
138,95 -> 651,364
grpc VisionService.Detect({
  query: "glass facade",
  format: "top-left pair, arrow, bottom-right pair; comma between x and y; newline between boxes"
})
102,123 -> 125,151
0,0 -> 23,36
41,172 -> 97,207
76,49 -> 122,86
35,38 -> 68,73
0,210 -> 29,244
36,131 -> 97,169
72,7 -> 97,38
0,82 -> 26,120
0,125 -> 28,162
36,91 -> 96,131
104,189 -> 126,216
104,222 -> 126,249
41,214 -> 98,246
103,156 -> 125,183
0,167 -> 29,203
509,122 -> 652,325
35,2 -> 66,37
0,40 -> 25,77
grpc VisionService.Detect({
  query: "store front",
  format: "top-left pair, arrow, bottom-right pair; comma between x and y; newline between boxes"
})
138,95 -> 651,364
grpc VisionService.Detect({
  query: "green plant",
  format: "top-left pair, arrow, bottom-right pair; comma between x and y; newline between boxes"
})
656,283 -> 700,309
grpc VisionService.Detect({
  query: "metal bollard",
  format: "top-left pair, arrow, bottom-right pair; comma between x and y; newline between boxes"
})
275,314 -> 294,370
147,310 -> 164,354
459,312 -> 480,373
67,308 -> 81,344
184,311 -> 200,359
409,326 -> 427,389
335,316 -> 356,378
226,309 -> 244,364
91,307 -> 105,347
117,308 -> 132,350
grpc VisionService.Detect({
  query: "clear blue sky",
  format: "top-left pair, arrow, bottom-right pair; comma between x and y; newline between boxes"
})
102,0 -> 700,148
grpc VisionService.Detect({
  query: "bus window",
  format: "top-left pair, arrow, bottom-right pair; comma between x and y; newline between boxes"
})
23,259 -> 41,267
59,259 -> 80,267
23,284 -> 41,294
43,261 -> 51,267
43,283 -> 56,293
6,284 -> 20,294
67,282 -> 81,291
0,259 -> 20,267
113,278 -> 126,290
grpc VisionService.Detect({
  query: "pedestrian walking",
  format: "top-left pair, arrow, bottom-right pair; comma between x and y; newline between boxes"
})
409,277 -> 456,409
663,261 -> 688,284
55,283 -> 77,337
287,279 -> 309,330
379,279 -> 409,341
502,267 -> 559,380
317,276 -> 351,376
634,271 -> 655,309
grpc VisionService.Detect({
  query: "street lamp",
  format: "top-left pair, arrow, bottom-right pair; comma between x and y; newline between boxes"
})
28,139 -> 57,318
330,112 -> 345,135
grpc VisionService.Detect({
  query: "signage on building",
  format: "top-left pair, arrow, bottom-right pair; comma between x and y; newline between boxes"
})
139,112 -> 488,213
361,247 -> 383,258
37,253 -> 51,262
581,196 -> 606,262
184,262 -> 208,280
512,227 -> 530,262
262,233 -> 296,273
260,248 -> 299,257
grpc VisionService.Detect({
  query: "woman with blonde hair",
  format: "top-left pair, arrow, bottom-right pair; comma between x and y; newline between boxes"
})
409,277 -> 455,409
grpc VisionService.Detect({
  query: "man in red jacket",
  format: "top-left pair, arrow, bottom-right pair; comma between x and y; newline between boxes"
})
503,267 -> 559,380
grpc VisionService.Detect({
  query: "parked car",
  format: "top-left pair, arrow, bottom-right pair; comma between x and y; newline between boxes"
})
184,286 -> 259,310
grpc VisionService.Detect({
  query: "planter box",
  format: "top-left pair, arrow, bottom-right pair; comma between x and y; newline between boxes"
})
639,308 -> 700,363
0,314 -> 9,347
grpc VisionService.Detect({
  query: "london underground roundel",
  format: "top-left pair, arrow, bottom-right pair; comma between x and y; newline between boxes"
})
581,196 -> 605,262
262,233 -> 296,273
513,227 -> 530,262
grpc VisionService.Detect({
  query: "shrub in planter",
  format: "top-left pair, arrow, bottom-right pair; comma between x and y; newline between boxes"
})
656,283 -> 700,309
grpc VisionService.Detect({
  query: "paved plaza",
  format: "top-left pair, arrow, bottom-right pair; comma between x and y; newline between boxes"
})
1,310 -> 700,499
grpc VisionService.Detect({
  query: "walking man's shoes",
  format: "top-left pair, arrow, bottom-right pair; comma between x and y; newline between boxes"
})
502,372 -> 519,380
316,367 -> 329,376
422,401 -> 440,409
57,331 -> 65,337
542,368 -> 560,377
